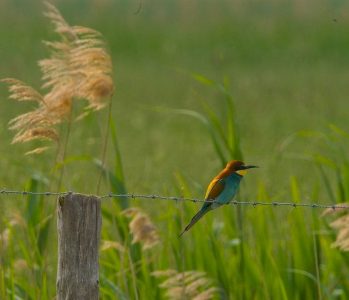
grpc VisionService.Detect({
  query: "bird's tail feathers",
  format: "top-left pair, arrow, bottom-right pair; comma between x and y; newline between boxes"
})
179,208 -> 209,237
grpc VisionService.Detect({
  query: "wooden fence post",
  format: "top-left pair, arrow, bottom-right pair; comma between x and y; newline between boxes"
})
56,193 -> 101,300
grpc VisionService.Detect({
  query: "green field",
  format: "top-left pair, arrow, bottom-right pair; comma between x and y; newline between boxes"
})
1,0 -> 349,299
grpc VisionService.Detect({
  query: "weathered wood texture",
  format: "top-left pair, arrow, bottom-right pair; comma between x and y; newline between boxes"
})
57,193 -> 101,300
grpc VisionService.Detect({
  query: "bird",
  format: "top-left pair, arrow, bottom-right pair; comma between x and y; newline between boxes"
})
179,160 -> 258,237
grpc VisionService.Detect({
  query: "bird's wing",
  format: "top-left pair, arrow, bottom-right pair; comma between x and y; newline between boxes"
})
205,178 -> 225,200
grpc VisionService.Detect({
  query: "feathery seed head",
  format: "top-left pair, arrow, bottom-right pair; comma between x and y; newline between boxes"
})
152,269 -> 219,300
43,2 -> 76,40
41,3 -> 114,109
122,207 -> 160,250
2,2 -> 115,154
100,240 -> 125,252
324,209 -> 349,251
1,78 -> 45,104
11,128 -> 59,144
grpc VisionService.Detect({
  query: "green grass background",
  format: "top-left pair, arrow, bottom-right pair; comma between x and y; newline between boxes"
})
1,0 -> 349,299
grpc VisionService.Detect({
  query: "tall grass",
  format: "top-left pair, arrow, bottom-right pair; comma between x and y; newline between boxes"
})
0,175 -> 56,299
1,92 -> 349,299
2,75 -> 349,300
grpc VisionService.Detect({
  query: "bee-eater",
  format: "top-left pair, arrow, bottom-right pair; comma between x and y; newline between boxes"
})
179,160 -> 257,237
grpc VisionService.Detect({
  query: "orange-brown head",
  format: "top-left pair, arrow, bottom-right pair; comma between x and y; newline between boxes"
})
225,160 -> 258,176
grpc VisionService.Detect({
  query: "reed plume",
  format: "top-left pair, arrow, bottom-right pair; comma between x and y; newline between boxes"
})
152,269 -> 219,300
323,205 -> 349,251
1,78 -> 60,154
100,240 -> 125,252
40,2 -> 114,111
1,2 -> 114,154
122,208 -> 160,250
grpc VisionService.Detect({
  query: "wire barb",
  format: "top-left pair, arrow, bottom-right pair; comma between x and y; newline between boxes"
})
0,189 -> 348,210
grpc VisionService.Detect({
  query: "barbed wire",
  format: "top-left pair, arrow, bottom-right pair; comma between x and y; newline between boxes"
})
0,189 -> 348,210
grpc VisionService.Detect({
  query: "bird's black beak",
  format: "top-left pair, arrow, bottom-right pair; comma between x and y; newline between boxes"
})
241,165 -> 258,170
